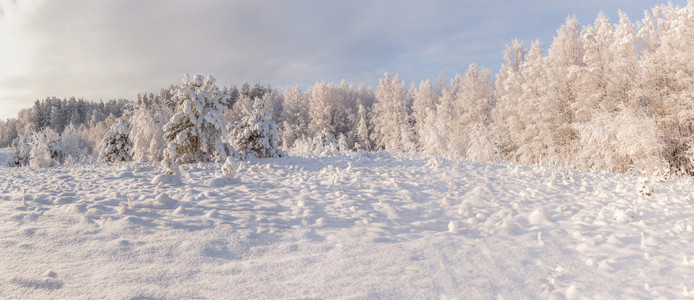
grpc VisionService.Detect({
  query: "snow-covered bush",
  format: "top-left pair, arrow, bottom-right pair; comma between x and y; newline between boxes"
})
230,96 -> 282,159
98,118 -> 133,163
161,142 -> 181,176
9,131 -> 32,167
29,128 -> 62,169
312,128 -> 338,156
221,157 -> 235,179
163,74 -> 229,164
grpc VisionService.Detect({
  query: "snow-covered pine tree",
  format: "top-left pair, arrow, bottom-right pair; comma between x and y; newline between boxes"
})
98,118 -> 133,163
163,74 -> 229,164
352,103 -> 372,151
231,96 -> 281,159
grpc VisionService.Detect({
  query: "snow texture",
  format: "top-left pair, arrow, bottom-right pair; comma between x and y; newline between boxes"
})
1,149 -> 693,298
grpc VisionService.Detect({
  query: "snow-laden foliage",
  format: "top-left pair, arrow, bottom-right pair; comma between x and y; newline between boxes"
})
163,74 -> 229,164
98,118 -> 133,163
230,96 -> 282,159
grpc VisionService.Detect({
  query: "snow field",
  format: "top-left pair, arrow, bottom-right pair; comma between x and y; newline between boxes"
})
0,152 -> 693,298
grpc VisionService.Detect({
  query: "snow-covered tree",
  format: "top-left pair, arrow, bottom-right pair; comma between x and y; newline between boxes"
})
544,16 -> 584,164
130,99 -> 172,162
454,64 -> 496,160
579,12 -> 613,119
280,85 -> 309,148
492,39 -> 526,158
608,11 -> 639,110
231,96 -> 282,159
411,80 -> 440,150
61,123 -> 86,163
352,103 -> 372,151
514,40 -> 551,164
99,118 -> 133,163
163,74 -> 229,164
371,73 -> 415,153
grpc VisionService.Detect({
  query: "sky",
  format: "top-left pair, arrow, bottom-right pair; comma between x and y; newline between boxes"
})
0,0 -> 687,120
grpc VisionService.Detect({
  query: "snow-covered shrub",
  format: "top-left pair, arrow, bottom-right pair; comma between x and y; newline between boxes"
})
573,106 -> 662,174
312,128 -> 338,156
29,128 -> 61,169
161,142 -> 181,176
337,133 -> 350,152
210,157 -> 236,187
163,74 -> 229,164
98,118 -> 133,163
230,96 -> 282,159
221,157 -> 235,179
9,131 -> 32,167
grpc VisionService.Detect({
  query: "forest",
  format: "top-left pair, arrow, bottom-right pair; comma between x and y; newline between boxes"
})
2,2 -> 694,178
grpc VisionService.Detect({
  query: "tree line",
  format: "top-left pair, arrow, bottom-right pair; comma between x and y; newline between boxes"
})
4,2 -> 694,177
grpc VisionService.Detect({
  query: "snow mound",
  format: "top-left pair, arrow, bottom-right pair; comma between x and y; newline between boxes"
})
613,209 -> 637,224
151,173 -> 182,186
152,193 -> 176,208
528,207 -> 553,226
209,176 -> 233,187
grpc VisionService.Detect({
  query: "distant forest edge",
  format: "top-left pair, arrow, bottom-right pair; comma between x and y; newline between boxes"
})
3,2 -> 694,178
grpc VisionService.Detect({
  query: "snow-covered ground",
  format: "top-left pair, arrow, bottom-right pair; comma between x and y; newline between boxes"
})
1,150 -> 693,299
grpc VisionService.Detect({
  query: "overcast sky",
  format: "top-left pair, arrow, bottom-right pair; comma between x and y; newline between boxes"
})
0,0 -> 687,120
